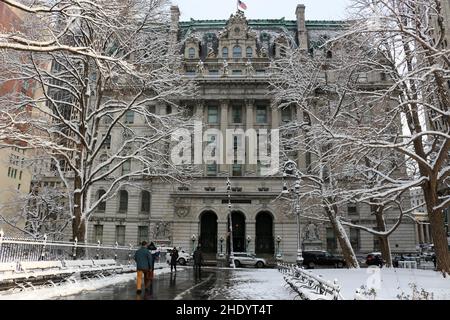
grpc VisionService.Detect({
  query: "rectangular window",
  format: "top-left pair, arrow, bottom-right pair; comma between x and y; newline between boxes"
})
94,225 -> 103,243
208,106 -> 219,124
13,169 -> 17,179
122,159 -> 131,175
350,228 -> 360,252
103,134 -> 111,149
207,163 -> 218,176
7,167 -> 11,177
125,111 -> 134,124
281,108 -> 291,122
137,226 -> 149,245
326,227 -> 337,252
256,106 -> 268,124
348,204 -> 358,215
232,162 -> 243,177
115,226 -> 126,246
17,184 -> 21,190
209,70 -> 219,76
19,171 -> 22,180
232,70 -> 242,76
232,106 -> 242,123
256,70 -> 266,75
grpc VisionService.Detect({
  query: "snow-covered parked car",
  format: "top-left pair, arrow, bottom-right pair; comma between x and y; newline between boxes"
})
232,252 -> 266,268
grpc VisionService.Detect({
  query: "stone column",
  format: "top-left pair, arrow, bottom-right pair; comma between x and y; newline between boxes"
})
220,100 -> 229,174
245,99 -> 255,175
194,102 -> 204,171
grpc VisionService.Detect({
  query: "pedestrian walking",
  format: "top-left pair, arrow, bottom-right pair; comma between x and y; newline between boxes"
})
134,241 -> 153,294
147,241 -> 158,279
170,247 -> 179,272
193,246 -> 203,275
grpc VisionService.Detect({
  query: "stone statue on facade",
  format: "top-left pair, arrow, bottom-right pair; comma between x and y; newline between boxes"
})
196,60 -> 205,76
222,59 -> 229,77
207,43 -> 215,58
245,60 -> 255,76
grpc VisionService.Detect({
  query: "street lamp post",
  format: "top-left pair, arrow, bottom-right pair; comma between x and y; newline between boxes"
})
219,236 -> 224,257
227,177 -> 235,268
282,160 -> 304,266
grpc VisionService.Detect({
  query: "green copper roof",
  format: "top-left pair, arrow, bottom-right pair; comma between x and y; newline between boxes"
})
179,19 -> 345,31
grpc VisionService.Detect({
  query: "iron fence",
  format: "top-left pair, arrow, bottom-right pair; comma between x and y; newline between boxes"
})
0,231 -> 137,264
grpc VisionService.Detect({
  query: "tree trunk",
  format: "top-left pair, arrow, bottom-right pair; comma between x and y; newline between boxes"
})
325,205 -> 360,268
374,207 -> 392,267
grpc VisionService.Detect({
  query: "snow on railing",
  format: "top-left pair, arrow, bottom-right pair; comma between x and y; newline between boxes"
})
0,231 -> 138,263
278,262 -> 344,300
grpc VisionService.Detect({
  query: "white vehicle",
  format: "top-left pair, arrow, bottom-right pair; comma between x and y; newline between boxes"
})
160,246 -> 191,265
232,252 -> 266,268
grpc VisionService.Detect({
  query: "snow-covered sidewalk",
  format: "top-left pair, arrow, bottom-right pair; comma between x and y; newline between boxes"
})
0,264 -> 174,300
309,268 -> 450,300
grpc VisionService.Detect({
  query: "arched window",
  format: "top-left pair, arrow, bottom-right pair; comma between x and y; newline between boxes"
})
233,45 -> 242,58
188,47 -> 195,59
246,47 -> 253,58
141,191 -> 151,213
222,47 -> 228,58
119,190 -> 128,212
97,189 -> 106,211
326,50 -> 333,59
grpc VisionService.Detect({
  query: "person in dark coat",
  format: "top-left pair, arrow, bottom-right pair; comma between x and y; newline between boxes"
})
147,242 -> 157,271
170,247 -> 179,272
193,246 -> 203,275
134,241 -> 153,294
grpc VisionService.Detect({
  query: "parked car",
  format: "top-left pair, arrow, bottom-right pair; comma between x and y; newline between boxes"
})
392,254 -> 420,267
365,252 -> 384,267
162,247 -> 191,265
232,252 -> 267,268
302,250 -> 346,269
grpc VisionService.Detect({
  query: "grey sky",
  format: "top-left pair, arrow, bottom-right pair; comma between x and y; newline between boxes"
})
171,0 -> 351,21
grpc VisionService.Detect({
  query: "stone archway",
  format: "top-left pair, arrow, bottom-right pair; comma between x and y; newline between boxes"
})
227,211 -> 246,253
200,211 -> 218,254
255,211 -> 274,254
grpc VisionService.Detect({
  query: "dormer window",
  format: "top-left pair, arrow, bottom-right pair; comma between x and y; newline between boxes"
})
233,46 -> 242,58
222,47 -> 229,58
188,47 -> 195,59
246,47 -> 253,58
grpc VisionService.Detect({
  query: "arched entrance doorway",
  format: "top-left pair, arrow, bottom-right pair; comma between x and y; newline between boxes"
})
255,211 -> 274,254
200,211 -> 217,254
227,211 -> 246,253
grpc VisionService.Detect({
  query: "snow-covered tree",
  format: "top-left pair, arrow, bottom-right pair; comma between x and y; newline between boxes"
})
0,0 -> 196,245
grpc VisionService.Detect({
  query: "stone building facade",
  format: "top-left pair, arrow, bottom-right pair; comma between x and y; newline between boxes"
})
86,5 -> 418,263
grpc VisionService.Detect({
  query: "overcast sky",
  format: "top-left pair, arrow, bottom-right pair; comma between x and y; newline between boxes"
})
171,0 -> 351,21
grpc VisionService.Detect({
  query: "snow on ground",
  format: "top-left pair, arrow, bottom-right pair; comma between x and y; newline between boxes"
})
206,268 -> 297,300
309,268 -> 450,300
0,264 -> 174,300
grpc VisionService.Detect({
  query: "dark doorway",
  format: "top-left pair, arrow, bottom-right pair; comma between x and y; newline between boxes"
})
227,211 -> 246,253
255,212 -> 274,254
200,211 -> 218,254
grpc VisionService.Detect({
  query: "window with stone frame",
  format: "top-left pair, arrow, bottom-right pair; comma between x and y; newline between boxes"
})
232,161 -> 243,177
115,225 -> 126,245
122,159 -> 131,175
246,47 -> 253,58
118,190 -> 128,212
141,191 -> 151,213
222,47 -> 229,59
326,227 -> 337,252
281,107 -> 292,122
207,105 -> 219,123
350,228 -> 360,252
347,203 -> 358,215
232,105 -> 242,123
207,162 -> 218,176
124,110 -> 134,124
97,189 -> 106,211
256,105 -> 268,123
137,226 -> 149,245
188,47 -> 195,59
94,225 -> 103,243
233,46 -> 242,58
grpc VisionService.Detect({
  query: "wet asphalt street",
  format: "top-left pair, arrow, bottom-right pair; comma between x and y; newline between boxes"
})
55,267 -> 238,300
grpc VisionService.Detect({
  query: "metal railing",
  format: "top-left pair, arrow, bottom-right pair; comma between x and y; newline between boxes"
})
0,231 -> 137,264
278,263 -> 343,300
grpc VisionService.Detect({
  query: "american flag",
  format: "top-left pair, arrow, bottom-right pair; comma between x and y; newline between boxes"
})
238,0 -> 247,10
